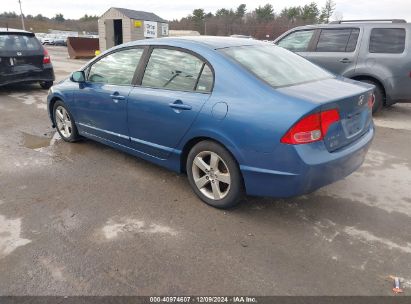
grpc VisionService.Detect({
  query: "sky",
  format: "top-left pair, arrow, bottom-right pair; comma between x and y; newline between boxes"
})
6,0 -> 411,21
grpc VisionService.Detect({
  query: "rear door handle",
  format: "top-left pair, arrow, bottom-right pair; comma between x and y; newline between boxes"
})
339,58 -> 352,63
169,100 -> 192,111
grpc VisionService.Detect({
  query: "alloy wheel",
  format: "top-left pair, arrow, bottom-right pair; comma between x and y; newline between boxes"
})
55,106 -> 73,139
191,151 -> 231,200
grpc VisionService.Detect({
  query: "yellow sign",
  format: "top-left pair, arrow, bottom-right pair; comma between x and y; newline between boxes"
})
134,20 -> 142,28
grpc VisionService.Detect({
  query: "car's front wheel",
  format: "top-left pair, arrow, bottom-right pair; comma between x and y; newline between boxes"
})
53,101 -> 80,142
187,141 -> 243,209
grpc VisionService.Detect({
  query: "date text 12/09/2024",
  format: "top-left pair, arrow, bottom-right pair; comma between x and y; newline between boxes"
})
149,296 -> 258,303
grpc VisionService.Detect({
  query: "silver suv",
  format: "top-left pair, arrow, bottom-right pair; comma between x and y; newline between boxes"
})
274,19 -> 411,113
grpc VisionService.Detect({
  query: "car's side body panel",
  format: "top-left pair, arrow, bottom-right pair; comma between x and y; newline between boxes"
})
73,83 -> 131,146
47,37 -> 374,199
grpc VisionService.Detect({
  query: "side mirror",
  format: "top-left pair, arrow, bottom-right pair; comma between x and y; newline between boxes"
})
71,71 -> 85,83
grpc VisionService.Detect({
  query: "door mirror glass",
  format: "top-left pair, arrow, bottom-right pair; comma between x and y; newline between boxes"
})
71,71 -> 85,83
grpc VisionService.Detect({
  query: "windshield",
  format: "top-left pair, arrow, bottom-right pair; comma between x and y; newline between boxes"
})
0,34 -> 42,51
220,45 -> 332,88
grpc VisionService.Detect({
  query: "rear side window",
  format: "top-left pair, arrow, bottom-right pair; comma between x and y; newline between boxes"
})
277,30 -> 315,52
87,48 -> 143,85
0,34 -> 41,51
142,48 -> 212,92
369,28 -> 406,53
315,28 -> 360,52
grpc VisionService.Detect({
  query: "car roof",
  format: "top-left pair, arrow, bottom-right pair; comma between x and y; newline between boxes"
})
289,22 -> 411,31
125,36 -> 266,50
0,28 -> 34,35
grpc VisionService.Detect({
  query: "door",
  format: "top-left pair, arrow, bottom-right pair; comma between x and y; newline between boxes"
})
73,48 -> 144,144
104,20 -> 114,49
113,19 -> 123,46
303,28 -> 361,76
127,47 -> 214,159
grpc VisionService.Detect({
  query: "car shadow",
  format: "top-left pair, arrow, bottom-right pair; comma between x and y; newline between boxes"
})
0,83 -> 45,95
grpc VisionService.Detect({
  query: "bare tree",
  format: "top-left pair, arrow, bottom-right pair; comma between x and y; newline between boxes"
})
320,0 -> 336,23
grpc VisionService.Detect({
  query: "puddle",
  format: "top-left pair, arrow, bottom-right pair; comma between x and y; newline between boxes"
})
20,132 -> 60,151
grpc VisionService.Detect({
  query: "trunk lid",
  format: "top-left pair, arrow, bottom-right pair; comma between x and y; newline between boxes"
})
277,77 -> 374,152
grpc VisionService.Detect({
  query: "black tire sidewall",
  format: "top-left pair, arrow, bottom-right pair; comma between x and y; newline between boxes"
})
360,80 -> 383,114
186,140 -> 243,209
40,81 -> 53,90
53,101 -> 79,142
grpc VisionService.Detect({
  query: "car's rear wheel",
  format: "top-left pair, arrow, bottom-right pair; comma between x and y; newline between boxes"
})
53,101 -> 80,142
40,81 -> 53,90
187,141 -> 243,209
359,79 -> 383,114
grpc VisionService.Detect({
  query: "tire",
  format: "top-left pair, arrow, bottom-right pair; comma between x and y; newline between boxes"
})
53,101 -> 80,142
186,140 -> 244,209
359,79 -> 384,114
40,81 -> 53,90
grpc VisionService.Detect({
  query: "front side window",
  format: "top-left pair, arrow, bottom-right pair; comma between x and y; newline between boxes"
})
221,45 -> 332,88
142,48 -> 211,92
277,30 -> 315,52
369,28 -> 406,54
315,28 -> 360,52
87,48 -> 143,85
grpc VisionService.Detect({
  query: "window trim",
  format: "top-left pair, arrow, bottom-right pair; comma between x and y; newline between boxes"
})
136,45 -> 215,94
276,29 -> 318,52
83,46 -> 147,86
368,27 -> 406,54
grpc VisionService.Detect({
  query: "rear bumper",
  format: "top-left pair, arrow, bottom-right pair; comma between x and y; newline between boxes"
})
0,66 -> 55,86
241,125 -> 374,198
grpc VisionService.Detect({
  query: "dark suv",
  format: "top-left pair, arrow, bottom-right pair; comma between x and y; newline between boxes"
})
0,28 -> 55,89
274,19 -> 411,113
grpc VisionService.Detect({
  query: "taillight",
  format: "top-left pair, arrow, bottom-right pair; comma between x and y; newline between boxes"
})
368,94 -> 375,110
281,109 -> 340,145
43,48 -> 51,64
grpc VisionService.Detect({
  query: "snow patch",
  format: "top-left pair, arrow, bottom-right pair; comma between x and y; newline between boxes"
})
344,226 -> 411,254
102,217 -> 178,240
0,215 -> 31,257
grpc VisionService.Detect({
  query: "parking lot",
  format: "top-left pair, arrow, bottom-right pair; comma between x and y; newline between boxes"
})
0,46 -> 410,295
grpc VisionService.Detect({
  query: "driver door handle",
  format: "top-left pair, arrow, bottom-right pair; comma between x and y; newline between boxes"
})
110,92 -> 125,103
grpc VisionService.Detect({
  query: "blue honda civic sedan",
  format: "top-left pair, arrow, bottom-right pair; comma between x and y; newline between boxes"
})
47,37 -> 374,208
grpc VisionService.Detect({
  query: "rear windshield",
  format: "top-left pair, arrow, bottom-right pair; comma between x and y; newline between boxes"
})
220,45 -> 332,88
0,34 -> 41,51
